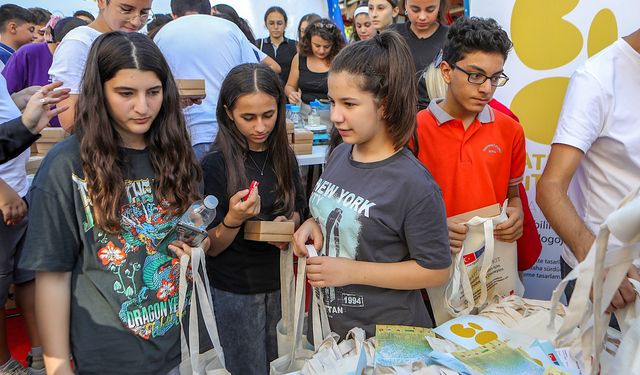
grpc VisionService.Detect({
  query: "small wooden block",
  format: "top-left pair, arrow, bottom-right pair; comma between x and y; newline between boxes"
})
35,142 -> 56,155
30,143 -> 38,154
286,120 -> 294,133
40,127 -> 68,141
244,220 -> 295,235
288,133 -> 294,143
292,143 -> 312,155
26,156 -> 44,174
176,79 -> 205,97
244,232 -> 293,242
293,129 -> 313,143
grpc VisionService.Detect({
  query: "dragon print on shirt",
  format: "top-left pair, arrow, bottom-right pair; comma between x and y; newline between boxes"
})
72,174 -> 189,339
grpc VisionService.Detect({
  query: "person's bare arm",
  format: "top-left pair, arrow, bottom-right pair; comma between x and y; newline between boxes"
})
306,257 -> 450,289
536,144 -> 594,261
284,54 -> 301,104
261,55 -> 281,74
207,187 -> 260,256
56,95 -> 78,131
36,272 -> 74,375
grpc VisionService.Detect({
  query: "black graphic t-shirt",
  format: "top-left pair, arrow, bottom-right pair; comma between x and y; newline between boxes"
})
201,149 -> 306,294
309,144 -> 451,338
20,136 -> 184,375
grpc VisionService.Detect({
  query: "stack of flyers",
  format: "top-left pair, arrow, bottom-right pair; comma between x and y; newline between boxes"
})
452,340 -> 545,374
375,325 -> 435,366
433,315 -> 533,350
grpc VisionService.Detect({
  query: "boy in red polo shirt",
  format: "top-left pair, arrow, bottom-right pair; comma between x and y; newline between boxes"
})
415,17 -> 525,253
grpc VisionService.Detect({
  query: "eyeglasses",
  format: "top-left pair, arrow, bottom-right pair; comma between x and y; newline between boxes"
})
119,8 -> 153,25
451,63 -> 509,87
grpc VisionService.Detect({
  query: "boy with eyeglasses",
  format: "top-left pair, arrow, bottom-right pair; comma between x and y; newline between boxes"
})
415,16 -> 525,253
49,0 -> 152,129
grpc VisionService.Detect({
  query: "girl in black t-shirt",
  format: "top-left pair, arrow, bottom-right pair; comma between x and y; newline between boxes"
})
201,63 -> 306,374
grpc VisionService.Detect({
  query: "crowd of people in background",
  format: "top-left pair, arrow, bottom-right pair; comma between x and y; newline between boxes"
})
0,0 -> 637,374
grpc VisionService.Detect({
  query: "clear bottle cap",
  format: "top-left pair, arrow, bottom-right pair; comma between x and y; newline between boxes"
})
203,195 -> 219,210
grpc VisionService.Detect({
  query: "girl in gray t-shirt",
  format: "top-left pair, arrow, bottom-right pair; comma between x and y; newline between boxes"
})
293,30 -> 451,338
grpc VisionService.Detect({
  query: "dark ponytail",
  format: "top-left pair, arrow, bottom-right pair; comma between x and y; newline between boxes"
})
330,30 -> 417,150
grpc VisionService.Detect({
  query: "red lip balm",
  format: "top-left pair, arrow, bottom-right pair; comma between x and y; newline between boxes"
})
243,180 -> 260,201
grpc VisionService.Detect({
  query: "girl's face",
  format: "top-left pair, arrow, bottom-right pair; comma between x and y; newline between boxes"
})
311,35 -> 332,60
104,68 -> 163,149
99,0 -> 152,33
354,13 -> 375,41
328,71 -> 387,147
368,0 -> 399,30
266,11 -> 286,40
406,0 -> 440,34
299,20 -> 309,40
226,91 -> 278,151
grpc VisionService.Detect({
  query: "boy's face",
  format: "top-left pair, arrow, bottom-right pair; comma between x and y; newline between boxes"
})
12,21 -> 37,48
99,0 -> 153,32
442,50 -> 505,115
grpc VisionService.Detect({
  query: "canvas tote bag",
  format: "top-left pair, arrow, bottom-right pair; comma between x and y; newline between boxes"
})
178,248 -> 229,375
427,202 -> 524,325
548,187 -> 640,375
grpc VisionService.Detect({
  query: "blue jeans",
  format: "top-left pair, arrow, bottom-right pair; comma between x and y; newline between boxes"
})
212,288 -> 280,375
193,142 -> 212,162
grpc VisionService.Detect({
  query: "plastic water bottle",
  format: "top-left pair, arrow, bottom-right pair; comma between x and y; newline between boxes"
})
290,105 -> 302,129
285,104 -> 292,121
180,195 -> 219,230
308,101 -> 320,126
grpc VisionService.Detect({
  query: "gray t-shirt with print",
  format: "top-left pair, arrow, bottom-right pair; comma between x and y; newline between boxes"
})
309,144 -> 451,338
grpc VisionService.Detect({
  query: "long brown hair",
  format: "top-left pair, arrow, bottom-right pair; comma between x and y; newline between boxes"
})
214,63 -> 297,218
299,18 -> 346,62
74,31 -> 202,232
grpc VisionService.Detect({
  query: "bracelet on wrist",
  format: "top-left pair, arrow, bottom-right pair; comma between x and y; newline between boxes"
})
222,219 -> 242,229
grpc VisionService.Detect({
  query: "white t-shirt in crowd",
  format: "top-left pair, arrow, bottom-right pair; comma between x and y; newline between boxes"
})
49,26 -> 102,94
154,15 -> 264,146
0,75 -> 28,197
553,38 -> 640,268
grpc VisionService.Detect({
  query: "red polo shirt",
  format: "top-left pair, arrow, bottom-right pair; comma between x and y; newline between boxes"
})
416,100 -> 526,217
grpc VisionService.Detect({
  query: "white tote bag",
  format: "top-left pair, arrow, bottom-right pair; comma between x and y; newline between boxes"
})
178,248 -> 230,375
548,187 -> 640,375
277,244 -> 298,357
427,203 -> 524,325
270,256 -> 316,375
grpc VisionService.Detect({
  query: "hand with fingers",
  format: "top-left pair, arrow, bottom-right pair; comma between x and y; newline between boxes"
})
269,215 -> 293,250
288,90 -> 301,105
21,81 -> 71,134
605,266 -> 640,313
494,204 -> 524,242
224,185 -> 261,228
447,217 -> 467,254
292,217 -> 323,258
0,180 -> 27,225
168,237 -> 211,258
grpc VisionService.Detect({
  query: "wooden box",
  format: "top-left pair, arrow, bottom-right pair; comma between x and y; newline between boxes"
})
26,155 -> 44,174
286,120 -> 294,133
176,79 -> 206,97
292,143 -> 312,155
292,129 -> 313,144
35,128 -> 68,156
244,220 -> 294,242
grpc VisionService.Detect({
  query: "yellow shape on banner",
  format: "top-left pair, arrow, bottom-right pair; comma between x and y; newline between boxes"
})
475,330 -> 498,345
451,323 -> 477,338
588,9 -> 618,57
511,77 -> 570,145
511,0 -> 583,70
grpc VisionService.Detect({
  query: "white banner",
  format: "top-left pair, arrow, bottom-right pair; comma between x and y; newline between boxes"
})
469,0 -> 640,299
6,0 -> 329,41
